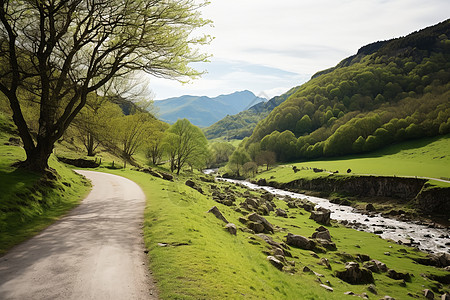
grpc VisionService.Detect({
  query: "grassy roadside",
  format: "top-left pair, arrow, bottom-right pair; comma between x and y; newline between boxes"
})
102,168 -> 449,299
0,134 -> 91,255
254,134 -> 450,186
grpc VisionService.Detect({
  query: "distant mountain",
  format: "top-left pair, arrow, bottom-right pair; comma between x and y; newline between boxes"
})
203,86 -> 300,140
153,90 -> 266,128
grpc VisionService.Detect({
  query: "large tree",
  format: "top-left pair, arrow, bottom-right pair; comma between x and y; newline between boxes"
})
163,118 -> 208,175
0,0 -> 210,173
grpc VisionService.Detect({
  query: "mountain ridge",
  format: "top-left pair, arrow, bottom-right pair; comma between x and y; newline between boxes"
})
154,90 -> 266,128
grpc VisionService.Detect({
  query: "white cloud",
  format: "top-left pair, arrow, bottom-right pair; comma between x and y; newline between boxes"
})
149,0 -> 450,100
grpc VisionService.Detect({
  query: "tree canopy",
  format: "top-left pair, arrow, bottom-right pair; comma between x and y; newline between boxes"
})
0,0 -> 211,173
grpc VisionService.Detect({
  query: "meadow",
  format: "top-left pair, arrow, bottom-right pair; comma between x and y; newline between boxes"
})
254,134 -> 450,187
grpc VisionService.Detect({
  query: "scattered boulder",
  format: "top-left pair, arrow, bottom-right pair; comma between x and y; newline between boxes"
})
387,269 -> 411,282
310,207 -> 331,225
267,256 -> 284,270
248,221 -> 265,233
363,259 -> 388,273
247,213 -> 274,233
207,206 -> 229,224
160,172 -> 174,181
276,208 -> 288,218
367,284 -> 377,295
185,179 -> 195,187
225,223 -> 237,235
441,293 -> 450,300
423,289 -> 434,300
141,168 -> 163,178
311,226 -> 332,241
366,203 -> 376,211
285,233 -> 315,250
315,239 -> 337,251
320,284 -> 333,292
380,296 -> 395,300
415,253 -> 450,268
335,262 -> 374,284
185,179 -> 203,194
319,257 -> 331,270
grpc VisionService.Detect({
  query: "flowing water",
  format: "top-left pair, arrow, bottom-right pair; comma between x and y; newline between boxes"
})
218,177 -> 449,254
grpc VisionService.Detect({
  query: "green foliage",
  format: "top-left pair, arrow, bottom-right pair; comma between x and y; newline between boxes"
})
245,20 -> 450,161
208,142 -> 236,167
0,0 -> 211,173
163,119 -> 209,174
228,149 -> 250,176
203,86 -> 301,140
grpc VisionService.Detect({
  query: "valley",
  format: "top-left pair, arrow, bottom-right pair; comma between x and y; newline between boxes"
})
0,7 -> 449,300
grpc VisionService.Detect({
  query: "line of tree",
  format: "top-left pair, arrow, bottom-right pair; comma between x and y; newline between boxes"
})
0,0 -> 211,174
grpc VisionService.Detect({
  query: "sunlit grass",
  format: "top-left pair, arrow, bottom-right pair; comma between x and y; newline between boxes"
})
256,135 -> 450,188
103,168 -> 447,299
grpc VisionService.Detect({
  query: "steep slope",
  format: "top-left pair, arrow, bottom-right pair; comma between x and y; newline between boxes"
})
154,90 -> 265,128
243,19 -> 450,162
204,86 -> 300,140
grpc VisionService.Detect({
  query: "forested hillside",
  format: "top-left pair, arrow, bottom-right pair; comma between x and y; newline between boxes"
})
203,87 -> 299,139
242,19 -> 450,162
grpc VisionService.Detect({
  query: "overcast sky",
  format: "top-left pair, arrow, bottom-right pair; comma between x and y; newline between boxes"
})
150,0 -> 449,100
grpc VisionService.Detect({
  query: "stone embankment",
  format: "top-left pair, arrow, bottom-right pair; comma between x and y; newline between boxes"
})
255,176 -> 450,220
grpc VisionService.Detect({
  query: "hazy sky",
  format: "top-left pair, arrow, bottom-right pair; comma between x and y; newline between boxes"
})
150,0 -> 449,100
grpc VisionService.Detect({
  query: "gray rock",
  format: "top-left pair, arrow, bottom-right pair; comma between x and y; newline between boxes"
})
276,208 -> 288,218
320,284 -> 333,292
368,284 -> 377,294
247,221 -> 265,233
320,257 -> 331,269
285,233 -> 315,250
225,223 -> 237,235
207,206 -> 229,224
363,259 -> 388,273
423,289 -> 434,300
387,269 -> 411,282
312,228 -> 332,241
248,213 -> 274,233
310,208 -> 331,225
267,256 -> 284,270
335,261 -> 374,284
442,293 -> 450,300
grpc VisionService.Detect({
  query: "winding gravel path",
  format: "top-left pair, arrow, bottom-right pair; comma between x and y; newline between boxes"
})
0,170 -> 158,300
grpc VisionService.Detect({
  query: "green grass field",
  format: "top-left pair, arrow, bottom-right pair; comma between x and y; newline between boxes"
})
255,135 -> 450,187
103,168 -> 449,299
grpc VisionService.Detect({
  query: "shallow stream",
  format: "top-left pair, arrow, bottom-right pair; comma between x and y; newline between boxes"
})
218,177 -> 449,254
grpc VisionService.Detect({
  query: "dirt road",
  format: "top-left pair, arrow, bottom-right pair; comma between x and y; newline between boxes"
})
0,170 -> 158,300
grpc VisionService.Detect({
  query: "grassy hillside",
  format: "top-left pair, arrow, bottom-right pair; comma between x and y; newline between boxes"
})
0,112 -> 91,255
104,168 -> 449,299
254,134 -> 450,184
242,19 -> 450,162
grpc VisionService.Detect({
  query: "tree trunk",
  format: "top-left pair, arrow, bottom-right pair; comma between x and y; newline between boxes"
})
19,140 -> 54,174
86,132 -> 96,156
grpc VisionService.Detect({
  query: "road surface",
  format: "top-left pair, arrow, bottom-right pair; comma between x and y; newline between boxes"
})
0,170 -> 158,300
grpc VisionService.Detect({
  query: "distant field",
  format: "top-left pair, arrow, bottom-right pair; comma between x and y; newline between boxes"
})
255,135 -> 450,186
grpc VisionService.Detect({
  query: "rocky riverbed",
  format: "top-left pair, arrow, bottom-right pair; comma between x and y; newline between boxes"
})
219,178 -> 450,254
